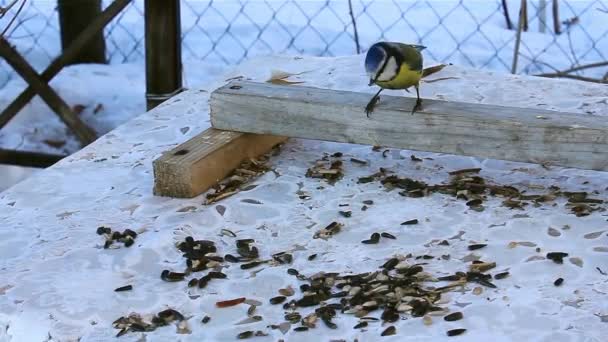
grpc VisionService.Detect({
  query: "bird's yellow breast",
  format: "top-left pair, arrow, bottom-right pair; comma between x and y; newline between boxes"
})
375,66 -> 422,90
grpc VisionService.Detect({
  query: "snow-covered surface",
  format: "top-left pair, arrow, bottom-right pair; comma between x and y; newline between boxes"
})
0,55 -> 608,341
1,0 -> 607,191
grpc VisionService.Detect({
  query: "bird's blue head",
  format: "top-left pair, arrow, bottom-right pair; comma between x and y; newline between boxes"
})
365,43 -> 387,86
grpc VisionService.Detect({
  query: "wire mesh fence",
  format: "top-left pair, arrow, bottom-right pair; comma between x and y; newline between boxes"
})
1,0 -> 607,89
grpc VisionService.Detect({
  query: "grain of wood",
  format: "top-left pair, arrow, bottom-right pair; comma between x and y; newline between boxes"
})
209,81 -> 608,171
153,128 -> 285,198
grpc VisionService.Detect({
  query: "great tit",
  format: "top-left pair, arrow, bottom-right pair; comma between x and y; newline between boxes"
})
364,42 -> 426,117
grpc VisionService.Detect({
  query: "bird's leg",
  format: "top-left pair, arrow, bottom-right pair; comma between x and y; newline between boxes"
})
365,88 -> 383,118
411,84 -> 423,114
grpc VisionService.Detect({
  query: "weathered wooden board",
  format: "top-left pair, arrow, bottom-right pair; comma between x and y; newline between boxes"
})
153,128 -> 285,198
210,81 -> 608,171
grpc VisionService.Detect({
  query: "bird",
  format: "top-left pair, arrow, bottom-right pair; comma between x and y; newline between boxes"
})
364,42 -> 426,117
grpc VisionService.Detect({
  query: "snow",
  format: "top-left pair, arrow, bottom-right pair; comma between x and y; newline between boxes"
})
0,54 -> 607,341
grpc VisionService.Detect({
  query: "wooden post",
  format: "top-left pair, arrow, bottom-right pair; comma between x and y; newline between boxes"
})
0,0 -> 131,129
144,0 -> 183,110
209,81 -> 608,172
57,0 -> 106,64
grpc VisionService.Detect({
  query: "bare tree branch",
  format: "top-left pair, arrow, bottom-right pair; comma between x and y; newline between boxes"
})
501,0 -> 513,30
511,0 -> 526,73
1,0 -> 27,38
536,73 -> 606,83
347,0 -> 360,54
0,0 -> 19,18
536,61 -> 608,83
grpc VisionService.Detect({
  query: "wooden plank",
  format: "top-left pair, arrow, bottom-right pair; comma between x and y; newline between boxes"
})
153,128 -> 286,198
144,0 -> 183,110
210,81 -> 608,171
0,0 -> 131,129
58,0 -> 106,64
0,149 -> 66,168
0,37 -> 97,145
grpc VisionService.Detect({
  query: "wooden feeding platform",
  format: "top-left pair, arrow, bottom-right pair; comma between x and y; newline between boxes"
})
153,80 -> 608,198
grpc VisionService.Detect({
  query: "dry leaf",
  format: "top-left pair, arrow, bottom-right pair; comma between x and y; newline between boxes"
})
266,69 -> 305,85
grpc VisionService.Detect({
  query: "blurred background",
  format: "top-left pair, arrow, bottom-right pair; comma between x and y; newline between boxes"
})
0,0 -> 606,191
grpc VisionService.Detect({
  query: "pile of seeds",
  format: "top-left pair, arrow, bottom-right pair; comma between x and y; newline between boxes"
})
305,152 -> 344,184
263,253 -> 508,338
355,168 -> 605,216
113,308 -> 188,337
96,226 -> 137,248
205,157 -> 272,204
114,230 -> 511,339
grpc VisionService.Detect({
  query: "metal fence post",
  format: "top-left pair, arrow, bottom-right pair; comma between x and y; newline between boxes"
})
57,0 -> 107,64
144,0 -> 183,110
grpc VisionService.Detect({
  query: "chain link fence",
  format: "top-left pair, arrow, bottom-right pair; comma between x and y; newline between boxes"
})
1,0 -> 607,89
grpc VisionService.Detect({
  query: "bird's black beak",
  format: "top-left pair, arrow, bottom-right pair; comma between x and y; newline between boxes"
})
368,78 -> 374,86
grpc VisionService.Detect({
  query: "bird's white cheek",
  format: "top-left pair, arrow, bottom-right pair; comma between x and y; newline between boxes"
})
376,57 -> 398,82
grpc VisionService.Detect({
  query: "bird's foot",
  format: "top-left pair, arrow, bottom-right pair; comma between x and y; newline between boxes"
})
365,96 -> 380,118
411,99 -> 423,114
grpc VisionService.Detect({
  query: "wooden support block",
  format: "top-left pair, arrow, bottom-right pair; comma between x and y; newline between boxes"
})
153,128 -> 286,198
210,81 -> 608,171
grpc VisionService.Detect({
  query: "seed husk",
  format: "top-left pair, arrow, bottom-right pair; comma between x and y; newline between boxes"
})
237,331 -> 254,339
269,296 -> 286,304
494,271 -> 510,280
380,232 -> 396,239
114,285 -> 132,292
207,271 -> 227,279
444,312 -> 463,321
401,219 -> 419,225
97,226 -> 111,235
279,287 -> 295,297
123,237 -> 135,247
468,244 -> 487,250
308,254 -> 317,261
241,261 -> 263,269
161,270 -> 185,282
381,326 -> 396,336
554,277 -> 564,286
225,254 -> 239,263
123,229 -> 137,239
339,211 -> 352,218
294,326 -> 309,332
382,258 -> 400,270
216,297 -> 246,308
353,321 -> 368,329
447,328 -> 467,336
362,233 -> 381,244
201,316 -> 211,324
